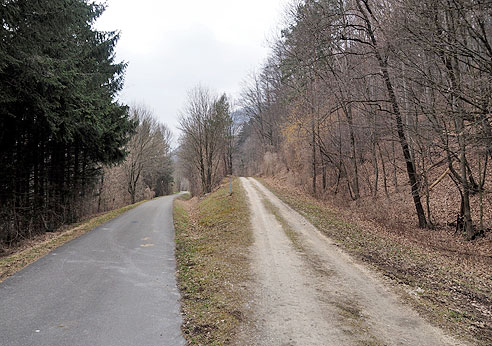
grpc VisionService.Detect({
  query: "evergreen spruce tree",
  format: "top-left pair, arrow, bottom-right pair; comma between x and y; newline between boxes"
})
0,0 -> 134,242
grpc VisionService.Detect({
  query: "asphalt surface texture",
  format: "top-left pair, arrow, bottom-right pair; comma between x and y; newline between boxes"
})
0,195 -> 186,346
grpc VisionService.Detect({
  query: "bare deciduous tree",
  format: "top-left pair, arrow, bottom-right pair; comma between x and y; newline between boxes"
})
236,0 -> 491,238
124,105 -> 173,203
178,86 -> 235,195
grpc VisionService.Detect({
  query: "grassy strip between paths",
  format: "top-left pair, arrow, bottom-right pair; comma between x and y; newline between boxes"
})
258,177 -> 491,345
0,200 -> 147,283
174,178 -> 252,346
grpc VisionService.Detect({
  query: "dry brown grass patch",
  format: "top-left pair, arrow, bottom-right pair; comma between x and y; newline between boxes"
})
174,178 -> 252,345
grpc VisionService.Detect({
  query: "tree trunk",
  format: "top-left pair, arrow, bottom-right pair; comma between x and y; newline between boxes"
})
371,133 -> 378,198
391,140 -> 398,191
346,103 -> 360,199
378,143 -> 389,198
443,5 -> 474,239
312,116 -> 317,195
357,0 -> 427,228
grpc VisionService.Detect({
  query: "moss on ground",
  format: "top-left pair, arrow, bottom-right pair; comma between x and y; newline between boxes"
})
174,178 -> 252,345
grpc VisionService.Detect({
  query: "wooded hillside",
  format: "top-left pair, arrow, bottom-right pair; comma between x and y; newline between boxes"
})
235,0 -> 492,240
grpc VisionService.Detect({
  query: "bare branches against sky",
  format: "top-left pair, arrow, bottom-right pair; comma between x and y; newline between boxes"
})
95,0 -> 290,136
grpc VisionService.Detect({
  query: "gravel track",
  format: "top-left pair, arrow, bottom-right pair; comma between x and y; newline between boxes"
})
239,177 -> 461,346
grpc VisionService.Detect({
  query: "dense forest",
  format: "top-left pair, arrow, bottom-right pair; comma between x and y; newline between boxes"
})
0,1 -> 173,247
178,0 -> 491,241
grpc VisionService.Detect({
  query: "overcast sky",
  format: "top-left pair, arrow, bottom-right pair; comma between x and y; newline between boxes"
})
95,0 -> 290,140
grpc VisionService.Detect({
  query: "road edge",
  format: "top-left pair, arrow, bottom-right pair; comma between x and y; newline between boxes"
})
0,199 -> 148,283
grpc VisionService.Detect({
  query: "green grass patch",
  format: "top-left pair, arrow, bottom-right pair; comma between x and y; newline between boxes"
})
177,192 -> 192,201
261,196 -> 303,252
174,178 -> 252,345
249,181 -> 302,251
448,309 -> 466,321
0,199 -> 147,282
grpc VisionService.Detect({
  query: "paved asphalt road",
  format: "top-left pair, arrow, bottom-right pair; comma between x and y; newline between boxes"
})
0,195 -> 186,346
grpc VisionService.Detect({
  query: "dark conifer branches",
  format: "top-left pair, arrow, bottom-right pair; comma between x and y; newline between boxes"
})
0,0 -> 133,243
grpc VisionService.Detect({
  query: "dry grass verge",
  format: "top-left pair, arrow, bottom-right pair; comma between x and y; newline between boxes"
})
0,199 -> 147,283
259,177 -> 492,345
174,178 -> 252,345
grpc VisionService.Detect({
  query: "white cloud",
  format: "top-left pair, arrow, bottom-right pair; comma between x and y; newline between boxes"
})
95,0 -> 289,140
